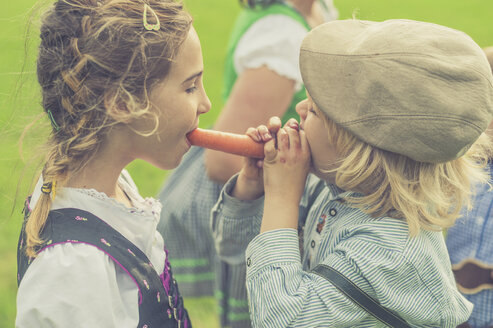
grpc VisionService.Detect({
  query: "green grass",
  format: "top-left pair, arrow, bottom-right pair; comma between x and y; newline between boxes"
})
1,0 -> 492,327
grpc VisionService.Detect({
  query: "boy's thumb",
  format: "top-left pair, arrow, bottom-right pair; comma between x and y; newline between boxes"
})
264,139 -> 277,163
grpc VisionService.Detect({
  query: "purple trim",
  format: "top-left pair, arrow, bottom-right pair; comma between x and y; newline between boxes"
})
159,271 -> 170,295
160,247 -> 171,295
26,197 -> 32,212
160,246 -> 188,325
37,241 -> 143,305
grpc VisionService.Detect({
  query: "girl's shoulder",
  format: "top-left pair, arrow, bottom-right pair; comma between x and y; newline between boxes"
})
17,242 -> 138,326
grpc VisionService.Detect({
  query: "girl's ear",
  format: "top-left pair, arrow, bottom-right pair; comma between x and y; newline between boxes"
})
104,91 -> 132,123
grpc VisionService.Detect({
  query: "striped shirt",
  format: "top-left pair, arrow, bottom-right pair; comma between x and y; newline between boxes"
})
212,174 -> 473,327
446,162 -> 493,327
157,146 -> 251,327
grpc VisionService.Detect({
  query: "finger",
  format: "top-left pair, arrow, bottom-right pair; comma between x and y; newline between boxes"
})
246,127 -> 261,142
264,138 -> 277,162
299,129 -> 311,158
257,125 -> 273,142
267,116 -> 282,133
285,118 -> 299,131
277,128 -> 289,152
286,125 -> 301,151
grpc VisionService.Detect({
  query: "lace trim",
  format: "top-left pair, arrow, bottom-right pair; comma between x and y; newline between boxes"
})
73,187 -> 161,218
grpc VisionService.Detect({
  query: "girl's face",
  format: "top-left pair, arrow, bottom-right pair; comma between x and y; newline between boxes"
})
296,94 -> 339,182
129,26 -> 211,170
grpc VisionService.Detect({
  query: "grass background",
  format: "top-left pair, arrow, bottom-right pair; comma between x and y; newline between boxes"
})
1,0 -> 492,327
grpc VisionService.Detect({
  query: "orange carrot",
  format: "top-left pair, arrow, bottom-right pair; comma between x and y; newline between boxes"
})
187,128 -> 264,158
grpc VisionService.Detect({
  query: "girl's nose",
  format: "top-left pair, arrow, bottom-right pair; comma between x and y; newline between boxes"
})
199,93 -> 211,115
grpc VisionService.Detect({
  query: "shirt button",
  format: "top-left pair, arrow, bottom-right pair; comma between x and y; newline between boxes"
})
247,257 -> 252,267
329,208 -> 337,217
311,240 -> 316,248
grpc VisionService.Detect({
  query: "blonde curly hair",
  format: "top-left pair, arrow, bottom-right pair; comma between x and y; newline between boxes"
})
318,108 -> 492,236
25,0 -> 192,257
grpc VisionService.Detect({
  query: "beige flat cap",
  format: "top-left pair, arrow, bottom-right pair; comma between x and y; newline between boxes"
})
300,19 -> 493,163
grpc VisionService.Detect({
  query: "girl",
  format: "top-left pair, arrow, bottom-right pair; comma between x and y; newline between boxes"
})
157,1 -> 337,326
16,0 -> 210,327
212,19 -> 493,327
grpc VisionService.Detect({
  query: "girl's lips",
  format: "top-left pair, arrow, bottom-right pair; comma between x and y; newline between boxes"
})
187,126 -> 198,138
188,120 -> 199,134
185,126 -> 198,147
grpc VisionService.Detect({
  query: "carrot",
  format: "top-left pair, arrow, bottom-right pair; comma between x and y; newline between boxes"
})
187,128 -> 265,158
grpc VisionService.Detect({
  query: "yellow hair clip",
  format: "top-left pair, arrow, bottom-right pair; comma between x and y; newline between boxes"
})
143,4 -> 160,31
41,181 -> 57,199
41,182 -> 53,195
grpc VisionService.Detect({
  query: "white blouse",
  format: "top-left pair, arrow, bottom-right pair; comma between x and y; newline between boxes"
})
16,170 -> 165,328
234,0 -> 338,92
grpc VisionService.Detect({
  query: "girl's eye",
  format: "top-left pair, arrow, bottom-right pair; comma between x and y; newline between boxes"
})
186,86 -> 197,94
309,107 -> 317,116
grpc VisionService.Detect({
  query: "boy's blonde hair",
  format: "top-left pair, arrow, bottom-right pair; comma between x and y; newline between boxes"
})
25,0 -> 191,257
321,114 -> 492,235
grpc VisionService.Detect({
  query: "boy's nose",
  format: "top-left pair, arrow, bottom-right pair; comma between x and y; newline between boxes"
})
296,99 -> 308,121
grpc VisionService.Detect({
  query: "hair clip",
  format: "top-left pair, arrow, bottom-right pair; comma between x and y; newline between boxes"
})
41,181 -> 57,199
47,110 -> 60,131
41,182 -> 53,195
143,4 -> 160,31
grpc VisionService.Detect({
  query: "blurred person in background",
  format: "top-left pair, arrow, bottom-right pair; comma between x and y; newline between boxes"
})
446,47 -> 493,328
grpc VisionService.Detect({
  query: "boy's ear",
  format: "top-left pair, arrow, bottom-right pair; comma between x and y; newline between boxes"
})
104,91 -> 132,123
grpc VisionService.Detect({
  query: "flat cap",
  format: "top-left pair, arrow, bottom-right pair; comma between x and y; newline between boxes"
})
300,19 -> 493,163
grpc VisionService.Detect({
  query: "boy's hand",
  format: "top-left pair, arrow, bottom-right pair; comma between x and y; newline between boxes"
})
232,117 -> 282,200
263,118 -> 310,203
261,118 -> 311,232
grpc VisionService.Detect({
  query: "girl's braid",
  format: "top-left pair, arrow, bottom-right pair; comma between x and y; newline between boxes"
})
26,1 -> 106,256
25,0 -> 191,257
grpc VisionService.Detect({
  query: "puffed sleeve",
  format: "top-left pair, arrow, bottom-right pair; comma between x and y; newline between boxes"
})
233,14 -> 308,92
16,243 -> 139,328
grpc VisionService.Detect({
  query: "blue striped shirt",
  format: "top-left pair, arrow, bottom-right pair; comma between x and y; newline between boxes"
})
446,162 -> 493,328
212,174 -> 473,327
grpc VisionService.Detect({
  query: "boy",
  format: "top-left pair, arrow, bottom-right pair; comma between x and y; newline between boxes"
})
211,19 -> 493,327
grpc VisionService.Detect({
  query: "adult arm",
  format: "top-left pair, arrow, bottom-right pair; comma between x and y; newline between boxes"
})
205,67 -> 295,183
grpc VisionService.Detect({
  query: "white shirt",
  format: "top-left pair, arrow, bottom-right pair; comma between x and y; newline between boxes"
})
234,0 -> 339,92
16,170 -> 165,328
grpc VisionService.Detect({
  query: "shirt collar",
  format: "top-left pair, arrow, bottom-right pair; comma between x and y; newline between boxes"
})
324,181 -> 360,201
